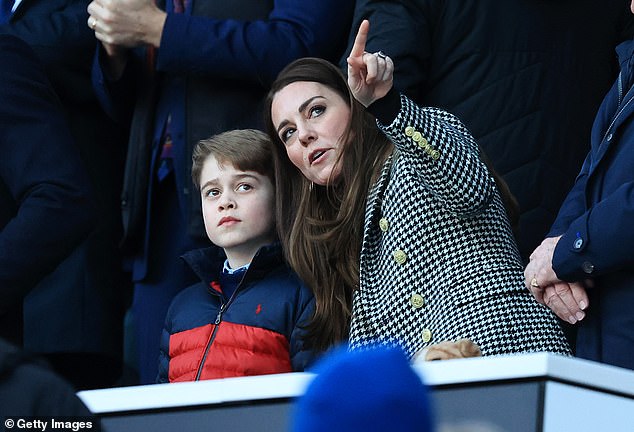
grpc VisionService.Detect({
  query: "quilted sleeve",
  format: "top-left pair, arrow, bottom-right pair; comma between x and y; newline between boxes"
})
156,313 -> 172,384
289,288 -> 318,371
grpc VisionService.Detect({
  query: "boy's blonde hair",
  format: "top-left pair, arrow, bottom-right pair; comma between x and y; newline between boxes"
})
192,129 -> 275,188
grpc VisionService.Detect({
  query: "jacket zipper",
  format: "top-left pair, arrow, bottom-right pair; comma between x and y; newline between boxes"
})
194,274 -> 246,381
603,70 -> 634,144
194,303 -> 226,381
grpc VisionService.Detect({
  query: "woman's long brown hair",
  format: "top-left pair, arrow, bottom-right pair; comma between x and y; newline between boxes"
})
263,58 -> 393,352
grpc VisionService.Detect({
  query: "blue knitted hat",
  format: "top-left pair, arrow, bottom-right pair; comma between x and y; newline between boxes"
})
291,345 -> 434,432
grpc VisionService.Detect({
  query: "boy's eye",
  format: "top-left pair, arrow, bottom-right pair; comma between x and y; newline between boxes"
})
204,188 -> 220,198
237,183 -> 252,192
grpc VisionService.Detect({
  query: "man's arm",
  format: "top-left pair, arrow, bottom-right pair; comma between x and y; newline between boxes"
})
0,35 -> 96,313
88,0 -> 355,85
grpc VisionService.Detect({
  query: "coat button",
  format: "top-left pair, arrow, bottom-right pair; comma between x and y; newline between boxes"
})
393,249 -> 407,265
417,137 -> 429,149
379,217 -> 389,232
431,150 -> 440,160
412,131 -> 423,142
410,293 -> 425,309
422,328 -> 432,343
573,237 -> 584,250
405,126 -> 415,137
606,133 -> 613,141
582,261 -> 595,274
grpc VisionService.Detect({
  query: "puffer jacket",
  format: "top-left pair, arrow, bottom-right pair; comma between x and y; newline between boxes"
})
157,243 -> 316,383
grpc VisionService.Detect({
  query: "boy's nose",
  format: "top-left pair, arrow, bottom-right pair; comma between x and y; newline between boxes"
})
219,195 -> 236,209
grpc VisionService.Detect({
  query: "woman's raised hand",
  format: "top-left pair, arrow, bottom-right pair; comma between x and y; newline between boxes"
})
346,20 -> 394,107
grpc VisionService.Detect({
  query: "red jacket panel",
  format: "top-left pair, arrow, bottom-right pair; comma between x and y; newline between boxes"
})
169,322 -> 292,382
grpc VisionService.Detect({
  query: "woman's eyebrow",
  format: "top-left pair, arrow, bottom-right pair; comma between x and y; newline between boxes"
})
276,95 -> 325,134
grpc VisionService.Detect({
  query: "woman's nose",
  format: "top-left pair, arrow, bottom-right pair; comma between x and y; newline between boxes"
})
298,126 -> 316,146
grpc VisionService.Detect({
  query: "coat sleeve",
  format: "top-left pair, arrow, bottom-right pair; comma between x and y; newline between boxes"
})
377,93 -> 496,217
552,175 -> 634,282
547,155 -> 591,238
0,35 -> 95,313
157,0 -> 355,84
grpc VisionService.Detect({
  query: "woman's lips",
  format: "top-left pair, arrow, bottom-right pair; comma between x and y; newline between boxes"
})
309,148 -> 328,165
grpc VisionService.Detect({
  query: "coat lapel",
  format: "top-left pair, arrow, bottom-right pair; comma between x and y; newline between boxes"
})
591,41 -> 634,174
361,151 -> 397,255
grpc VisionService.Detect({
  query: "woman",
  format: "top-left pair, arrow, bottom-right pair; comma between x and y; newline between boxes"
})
264,21 -> 570,358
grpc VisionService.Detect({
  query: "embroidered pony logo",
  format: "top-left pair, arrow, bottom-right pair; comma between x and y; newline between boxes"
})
255,304 -> 262,315
209,281 -> 222,293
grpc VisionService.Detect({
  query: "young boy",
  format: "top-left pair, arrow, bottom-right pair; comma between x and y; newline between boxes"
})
157,129 -> 316,383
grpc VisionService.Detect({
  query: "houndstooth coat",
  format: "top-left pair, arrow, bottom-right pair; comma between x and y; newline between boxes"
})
349,95 -> 571,358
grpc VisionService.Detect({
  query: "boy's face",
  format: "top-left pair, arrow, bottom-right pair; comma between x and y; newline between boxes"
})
200,155 -> 276,266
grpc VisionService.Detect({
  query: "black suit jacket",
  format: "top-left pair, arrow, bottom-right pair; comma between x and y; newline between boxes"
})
0,34 -> 95,344
0,1 -> 128,366
6,0 -> 95,105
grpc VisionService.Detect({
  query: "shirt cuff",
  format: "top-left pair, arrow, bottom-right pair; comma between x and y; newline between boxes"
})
367,88 -> 401,125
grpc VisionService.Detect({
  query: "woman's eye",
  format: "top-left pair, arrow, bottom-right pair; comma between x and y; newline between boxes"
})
310,105 -> 325,117
281,127 -> 296,143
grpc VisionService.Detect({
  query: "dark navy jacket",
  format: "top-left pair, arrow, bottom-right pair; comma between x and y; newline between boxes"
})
0,34 -> 95,345
549,39 -> 634,370
157,244 -> 316,382
1,0 -> 128,368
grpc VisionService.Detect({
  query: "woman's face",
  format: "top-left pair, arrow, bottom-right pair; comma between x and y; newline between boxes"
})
270,81 -> 351,186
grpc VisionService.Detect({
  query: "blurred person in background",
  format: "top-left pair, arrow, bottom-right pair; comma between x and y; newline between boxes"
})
0,33 -> 97,384
1,0 -> 129,390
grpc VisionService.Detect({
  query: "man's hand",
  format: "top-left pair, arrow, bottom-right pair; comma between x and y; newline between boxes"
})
524,236 -> 562,303
88,0 -> 167,49
542,281 -> 589,324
